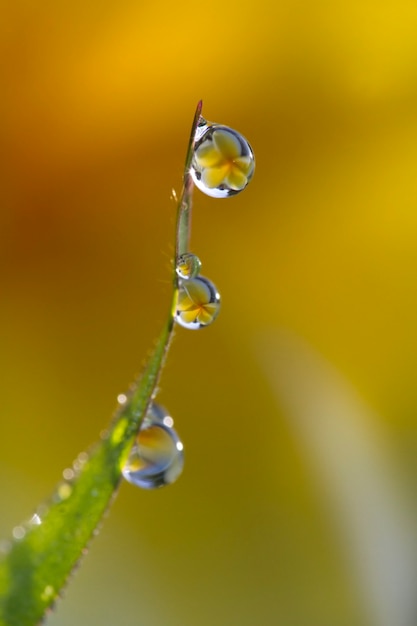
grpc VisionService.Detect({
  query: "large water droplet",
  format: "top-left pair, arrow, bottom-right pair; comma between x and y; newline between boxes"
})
176,252 -> 202,280
174,275 -> 221,329
191,124 -> 255,198
122,404 -> 184,489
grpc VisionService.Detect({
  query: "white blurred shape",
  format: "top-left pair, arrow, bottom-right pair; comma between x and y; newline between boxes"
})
258,330 -> 417,626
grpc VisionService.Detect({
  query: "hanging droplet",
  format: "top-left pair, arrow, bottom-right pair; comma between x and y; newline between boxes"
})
122,403 -> 184,489
174,275 -> 221,329
194,116 -> 209,141
191,123 -> 255,198
176,252 -> 202,280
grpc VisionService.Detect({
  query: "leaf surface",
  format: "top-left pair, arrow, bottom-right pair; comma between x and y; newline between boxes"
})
0,319 -> 173,626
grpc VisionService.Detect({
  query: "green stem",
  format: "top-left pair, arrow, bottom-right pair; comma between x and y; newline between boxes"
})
175,100 -> 203,262
0,103 -> 204,626
114,100 -> 203,446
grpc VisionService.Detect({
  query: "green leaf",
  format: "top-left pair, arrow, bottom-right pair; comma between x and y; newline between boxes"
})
0,316 -> 173,626
0,101 -> 211,626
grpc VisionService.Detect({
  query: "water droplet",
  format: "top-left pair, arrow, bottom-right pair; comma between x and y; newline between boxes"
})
29,513 -> 42,527
122,403 -> 184,489
117,393 -> 128,406
174,276 -> 221,329
73,451 -> 89,472
63,468 -> 74,481
55,482 -> 73,502
176,252 -> 202,280
77,451 -> 89,464
195,116 -> 209,141
12,526 -> 26,540
191,124 -> 255,198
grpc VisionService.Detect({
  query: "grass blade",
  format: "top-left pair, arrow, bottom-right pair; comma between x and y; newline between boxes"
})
0,317 -> 173,626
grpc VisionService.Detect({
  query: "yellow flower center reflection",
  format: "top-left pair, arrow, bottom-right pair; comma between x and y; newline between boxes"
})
175,276 -> 220,329
194,128 -> 254,191
122,404 -> 184,489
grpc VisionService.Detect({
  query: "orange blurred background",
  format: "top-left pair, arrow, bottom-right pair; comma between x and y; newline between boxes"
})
2,1 -> 417,624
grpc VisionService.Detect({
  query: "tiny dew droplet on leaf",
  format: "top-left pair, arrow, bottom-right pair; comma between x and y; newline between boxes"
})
122,404 -> 184,489
191,124 -> 255,198
176,252 -> 202,280
174,276 -> 221,330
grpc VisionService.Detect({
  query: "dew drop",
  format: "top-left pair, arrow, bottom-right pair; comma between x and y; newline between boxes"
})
29,513 -> 42,527
73,450 -> 89,472
55,482 -> 73,502
12,526 -> 26,540
191,123 -> 255,198
176,252 -> 202,280
63,468 -> 74,481
77,451 -> 89,464
122,403 -> 184,489
117,393 -> 128,406
174,275 -> 221,329
195,116 -> 209,141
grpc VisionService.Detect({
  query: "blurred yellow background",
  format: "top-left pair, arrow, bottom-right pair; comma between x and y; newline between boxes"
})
2,1 -> 417,624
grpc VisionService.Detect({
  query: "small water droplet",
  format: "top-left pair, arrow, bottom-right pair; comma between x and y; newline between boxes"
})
122,403 -> 184,489
191,123 -> 255,198
73,450 -> 89,472
12,525 -> 26,540
29,513 -> 42,526
77,451 -> 89,464
63,468 -> 74,481
176,252 -> 202,280
55,482 -> 73,502
195,116 -> 209,141
174,276 -> 221,329
117,393 -> 128,405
